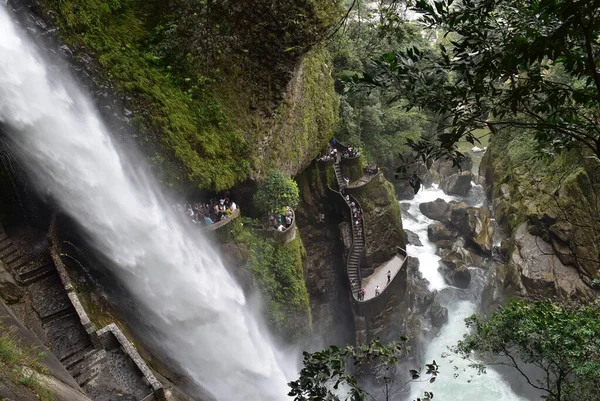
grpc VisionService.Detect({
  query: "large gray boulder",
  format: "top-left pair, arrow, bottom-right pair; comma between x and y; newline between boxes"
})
440,171 -> 473,196
419,198 -> 451,224
432,155 -> 473,179
441,171 -> 473,196
438,262 -> 471,288
405,229 -> 423,247
427,223 -> 457,242
0,260 -> 22,304
449,203 -> 495,254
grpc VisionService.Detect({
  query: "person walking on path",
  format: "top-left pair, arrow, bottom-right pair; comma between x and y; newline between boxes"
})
375,285 -> 381,296
360,288 -> 366,301
387,270 -> 391,284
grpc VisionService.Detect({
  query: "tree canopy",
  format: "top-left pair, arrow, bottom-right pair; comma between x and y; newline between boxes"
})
253,169 -> 300,215
452,300 -> 600,401
345,0 -> 600,169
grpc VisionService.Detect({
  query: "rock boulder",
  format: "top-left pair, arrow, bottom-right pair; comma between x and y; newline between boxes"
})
440,171 -> 473,196
438,262 -> 471,288
449,203 -> 495,254
419,198 -> 451,224
427,223 -> 457,242
405,229 -> 423,247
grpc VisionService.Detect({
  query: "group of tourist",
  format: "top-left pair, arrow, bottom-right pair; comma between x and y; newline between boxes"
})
268,208 -> 294,232
174,197 -> 238,226
342,146 -> 360,159
365,164 -> 379,175
346,195 -> 363,237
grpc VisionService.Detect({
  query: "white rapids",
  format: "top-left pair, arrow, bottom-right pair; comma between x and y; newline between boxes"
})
0,6 -> 292,401
403,184 -> 529,401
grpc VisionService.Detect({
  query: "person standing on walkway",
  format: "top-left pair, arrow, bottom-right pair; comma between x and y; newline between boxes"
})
387,270 -> 391,284
375,285 -> 381,296
360,288 -> 366,300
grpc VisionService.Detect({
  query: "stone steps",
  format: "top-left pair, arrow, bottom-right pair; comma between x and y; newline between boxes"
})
0,244 -> 19,261
69,349 -> 107,381
62,346 -> 98,370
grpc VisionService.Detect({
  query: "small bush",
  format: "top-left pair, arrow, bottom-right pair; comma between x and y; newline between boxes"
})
253,170 -> 300,215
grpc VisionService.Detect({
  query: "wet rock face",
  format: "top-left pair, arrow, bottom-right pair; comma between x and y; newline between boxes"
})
419,198 -> 451,224
440,171 -> 473,196
404,229 -> 422,247
421,199 -> 495,255
406,257 -> 448,331
449,203 -> 495,254
438,262 -> 471,288
427,223 -> 457,242
0,260 -> 23,303
510,223 -> 594,299
433,155 -> 473,180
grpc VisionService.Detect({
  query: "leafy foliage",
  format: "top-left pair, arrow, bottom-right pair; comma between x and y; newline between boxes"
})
253,170 -> 300,215
288,338 -> 438,401
329,3 -> 432,171
345,0 -> 600,171
452,300 -> 600,401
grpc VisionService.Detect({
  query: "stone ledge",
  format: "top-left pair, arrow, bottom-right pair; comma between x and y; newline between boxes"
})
96,324 -> 166,400
48,217 -> 166,401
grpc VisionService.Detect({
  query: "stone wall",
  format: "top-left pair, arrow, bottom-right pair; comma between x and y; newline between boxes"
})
479,130 -> 599,313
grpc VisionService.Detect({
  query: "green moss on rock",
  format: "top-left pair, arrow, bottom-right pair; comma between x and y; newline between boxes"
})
232,221 -> 312,341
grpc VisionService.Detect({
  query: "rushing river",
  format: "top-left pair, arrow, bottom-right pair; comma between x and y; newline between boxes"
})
402,185 -> 528,401
0,6 -> 292,401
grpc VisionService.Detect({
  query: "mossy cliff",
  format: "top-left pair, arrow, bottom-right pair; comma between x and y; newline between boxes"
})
212,218 -> 312,343
480,129 -> 599,309
24,0 -> 342,191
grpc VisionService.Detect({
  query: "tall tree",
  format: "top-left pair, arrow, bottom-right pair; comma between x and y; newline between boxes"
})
346,0 -> 600,167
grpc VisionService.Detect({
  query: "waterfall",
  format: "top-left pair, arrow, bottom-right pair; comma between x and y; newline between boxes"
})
0,6 -> 292,401
402,185 -> 528,400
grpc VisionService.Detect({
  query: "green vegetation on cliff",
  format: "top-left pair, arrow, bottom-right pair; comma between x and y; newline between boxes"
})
42,0 -> 343,190
232,220 -> 311,341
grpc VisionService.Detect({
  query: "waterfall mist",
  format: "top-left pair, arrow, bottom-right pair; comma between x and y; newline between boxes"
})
0,6 -> 293,400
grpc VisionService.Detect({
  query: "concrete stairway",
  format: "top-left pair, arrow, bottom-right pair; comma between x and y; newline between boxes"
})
333,160 -> 346,189
331,150 -> 366,299
0,225 -> 106,388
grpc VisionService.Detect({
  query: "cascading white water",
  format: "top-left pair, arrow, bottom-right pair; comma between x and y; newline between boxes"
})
0,6 -> 292,400
402,186 -> 528,400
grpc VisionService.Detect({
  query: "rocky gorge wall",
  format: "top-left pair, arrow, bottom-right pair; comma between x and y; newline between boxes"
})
479,129 -> 600,312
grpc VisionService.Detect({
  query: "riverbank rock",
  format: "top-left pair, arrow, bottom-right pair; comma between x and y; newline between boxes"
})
0,260 -> 23,303
406,257 -> 448,331
394,180 -> 416,200
405,230 -> 423,247
510,223 -> 593,299
440,171 -> 472,196
449,203 -> 495,254
427,223 -> 457,242
438,262 -> 471,288
419,198 -> 451,224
